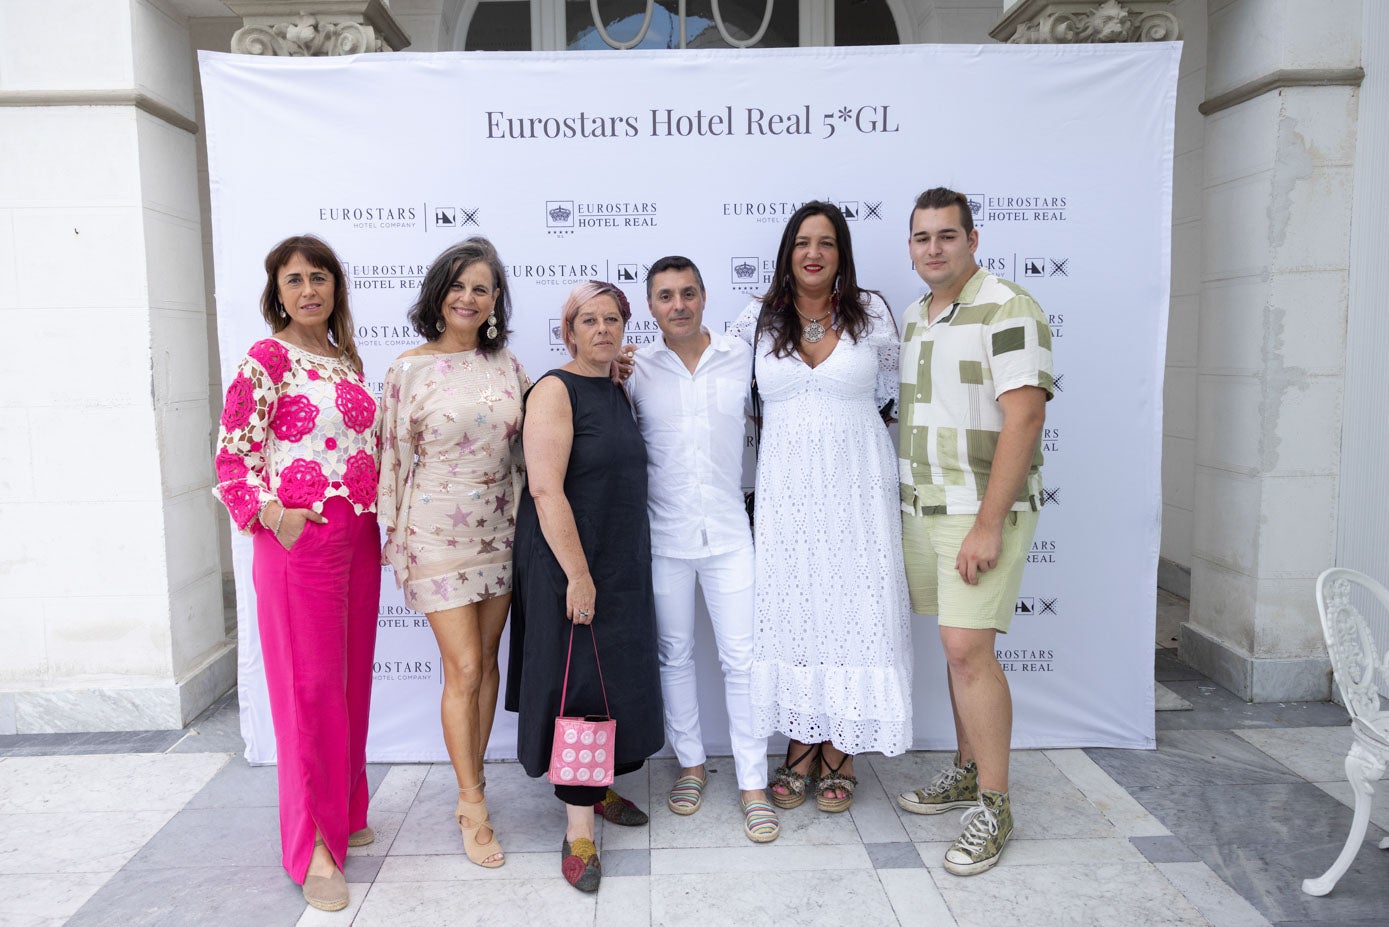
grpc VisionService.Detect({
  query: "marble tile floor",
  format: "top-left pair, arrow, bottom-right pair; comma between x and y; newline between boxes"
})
3,661 -> 1388,924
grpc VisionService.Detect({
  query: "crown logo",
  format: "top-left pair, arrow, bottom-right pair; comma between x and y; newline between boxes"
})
967,197 -> 983,215
549,205 -> 572,222
734,261 -> 756,279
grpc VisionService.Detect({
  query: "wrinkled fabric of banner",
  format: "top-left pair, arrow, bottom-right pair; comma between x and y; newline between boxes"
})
200,43 -> 1179,763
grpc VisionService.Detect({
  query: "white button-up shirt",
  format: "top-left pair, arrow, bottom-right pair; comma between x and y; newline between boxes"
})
629,329 -> 754,559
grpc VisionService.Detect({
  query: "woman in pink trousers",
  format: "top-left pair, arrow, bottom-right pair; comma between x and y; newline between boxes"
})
212,235 -> 381,913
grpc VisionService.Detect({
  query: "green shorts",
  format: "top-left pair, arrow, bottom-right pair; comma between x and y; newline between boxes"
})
901,510 -> 1039,633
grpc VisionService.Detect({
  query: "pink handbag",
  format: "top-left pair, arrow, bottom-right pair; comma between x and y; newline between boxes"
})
547,624 -> 616,787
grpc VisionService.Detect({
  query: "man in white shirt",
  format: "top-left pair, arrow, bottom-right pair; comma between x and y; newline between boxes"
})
627,256 -> 777,843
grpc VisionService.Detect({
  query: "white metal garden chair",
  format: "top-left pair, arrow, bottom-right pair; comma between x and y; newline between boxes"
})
1302,567 -> 1389,896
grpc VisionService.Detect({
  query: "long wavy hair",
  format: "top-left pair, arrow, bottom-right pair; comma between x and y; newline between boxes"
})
408,237 -> 511,356
561,280 -> 631,384
259,235 -> 363,373
757,201 -> 875,359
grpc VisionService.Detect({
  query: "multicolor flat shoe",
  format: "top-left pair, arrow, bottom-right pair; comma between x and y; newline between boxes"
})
561,837 -> 601,892
594,789 -> 649,826
667,775 -> 706,816
741,799 -> 781,844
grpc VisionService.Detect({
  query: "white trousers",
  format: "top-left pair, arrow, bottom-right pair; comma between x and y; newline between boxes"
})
652,545 -> 768,790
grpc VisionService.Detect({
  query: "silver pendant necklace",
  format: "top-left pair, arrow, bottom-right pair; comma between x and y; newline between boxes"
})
795,305 -> 831,343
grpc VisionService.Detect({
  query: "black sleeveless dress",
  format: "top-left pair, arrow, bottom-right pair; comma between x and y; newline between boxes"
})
505,370 -> 664,777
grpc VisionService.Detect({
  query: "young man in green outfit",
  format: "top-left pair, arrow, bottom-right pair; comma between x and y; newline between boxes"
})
894,188 -> 1054,875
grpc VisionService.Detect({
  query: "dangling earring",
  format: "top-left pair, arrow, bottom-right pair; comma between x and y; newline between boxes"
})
276,299 -> 287,320
435,318 -> 446,333
832,274 -> 841,307
486,311 -> 499,341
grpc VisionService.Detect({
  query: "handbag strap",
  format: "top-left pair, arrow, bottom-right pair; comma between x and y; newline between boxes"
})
750,371 -> 762,454
749,312 -> 764,454
558,623 -> 611,719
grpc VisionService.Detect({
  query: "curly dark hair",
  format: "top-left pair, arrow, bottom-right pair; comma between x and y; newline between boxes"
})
757,201 -> 876,359
408,237 -> 511,355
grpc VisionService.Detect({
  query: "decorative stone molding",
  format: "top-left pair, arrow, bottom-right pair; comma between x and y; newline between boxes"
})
227,1 -> 409,56
0,89 -> 199,135
232,15 -> 378,55
1199,67 -> 1365,116
1179,620 -> 1331,703
991,0 -> 1180,44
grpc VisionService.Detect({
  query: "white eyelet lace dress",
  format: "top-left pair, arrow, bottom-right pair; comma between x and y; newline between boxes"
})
730,294 -> 913,756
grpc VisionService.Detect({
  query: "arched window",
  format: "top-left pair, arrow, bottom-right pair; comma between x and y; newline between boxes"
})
568,2 -> 796,50
459,0 -> 906,51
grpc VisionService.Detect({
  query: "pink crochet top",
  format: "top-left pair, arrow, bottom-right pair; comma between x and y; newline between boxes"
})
213,337 -> 380,533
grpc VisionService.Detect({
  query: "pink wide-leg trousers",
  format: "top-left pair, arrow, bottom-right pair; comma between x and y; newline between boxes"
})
252,496 -> 381,883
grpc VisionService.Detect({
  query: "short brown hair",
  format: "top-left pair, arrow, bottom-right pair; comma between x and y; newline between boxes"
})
910,187 -> 974,236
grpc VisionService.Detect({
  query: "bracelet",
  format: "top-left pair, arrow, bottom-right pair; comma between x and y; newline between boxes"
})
256,500 -> 271,530
273,505 -> 286,537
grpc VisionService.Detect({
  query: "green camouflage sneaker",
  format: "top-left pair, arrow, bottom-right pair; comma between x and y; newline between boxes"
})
896,752 -> 979,815
943,789 -> 1013,876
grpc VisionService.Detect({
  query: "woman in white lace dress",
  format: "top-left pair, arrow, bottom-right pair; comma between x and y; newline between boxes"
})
730,201 -> 913,813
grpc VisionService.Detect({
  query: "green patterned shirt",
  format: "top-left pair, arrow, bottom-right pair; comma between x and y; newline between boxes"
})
898,267 -> 1054,515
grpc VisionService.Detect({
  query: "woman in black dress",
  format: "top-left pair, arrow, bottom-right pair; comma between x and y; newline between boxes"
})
505,280 -> 663,893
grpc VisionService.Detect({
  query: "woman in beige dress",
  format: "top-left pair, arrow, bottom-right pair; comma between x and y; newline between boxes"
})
377,237 -> 529,868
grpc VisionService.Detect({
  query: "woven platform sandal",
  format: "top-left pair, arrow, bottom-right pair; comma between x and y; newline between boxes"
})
457,784 -> 505,868
815,752 -> 858,813
770,743 -> 821,810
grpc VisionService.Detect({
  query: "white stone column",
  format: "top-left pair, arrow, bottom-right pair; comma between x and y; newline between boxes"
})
994,1 -> 1204,602
1179,0 -> 1362,701
0,0 -> 233,732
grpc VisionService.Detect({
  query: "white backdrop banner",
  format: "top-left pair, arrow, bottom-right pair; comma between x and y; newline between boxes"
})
201,42 -> 1178,763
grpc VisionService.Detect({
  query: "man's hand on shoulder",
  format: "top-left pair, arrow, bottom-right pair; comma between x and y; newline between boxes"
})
617,343 -> 637,382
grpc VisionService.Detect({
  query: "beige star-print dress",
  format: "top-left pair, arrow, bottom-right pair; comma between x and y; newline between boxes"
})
377,348 -> 530,613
